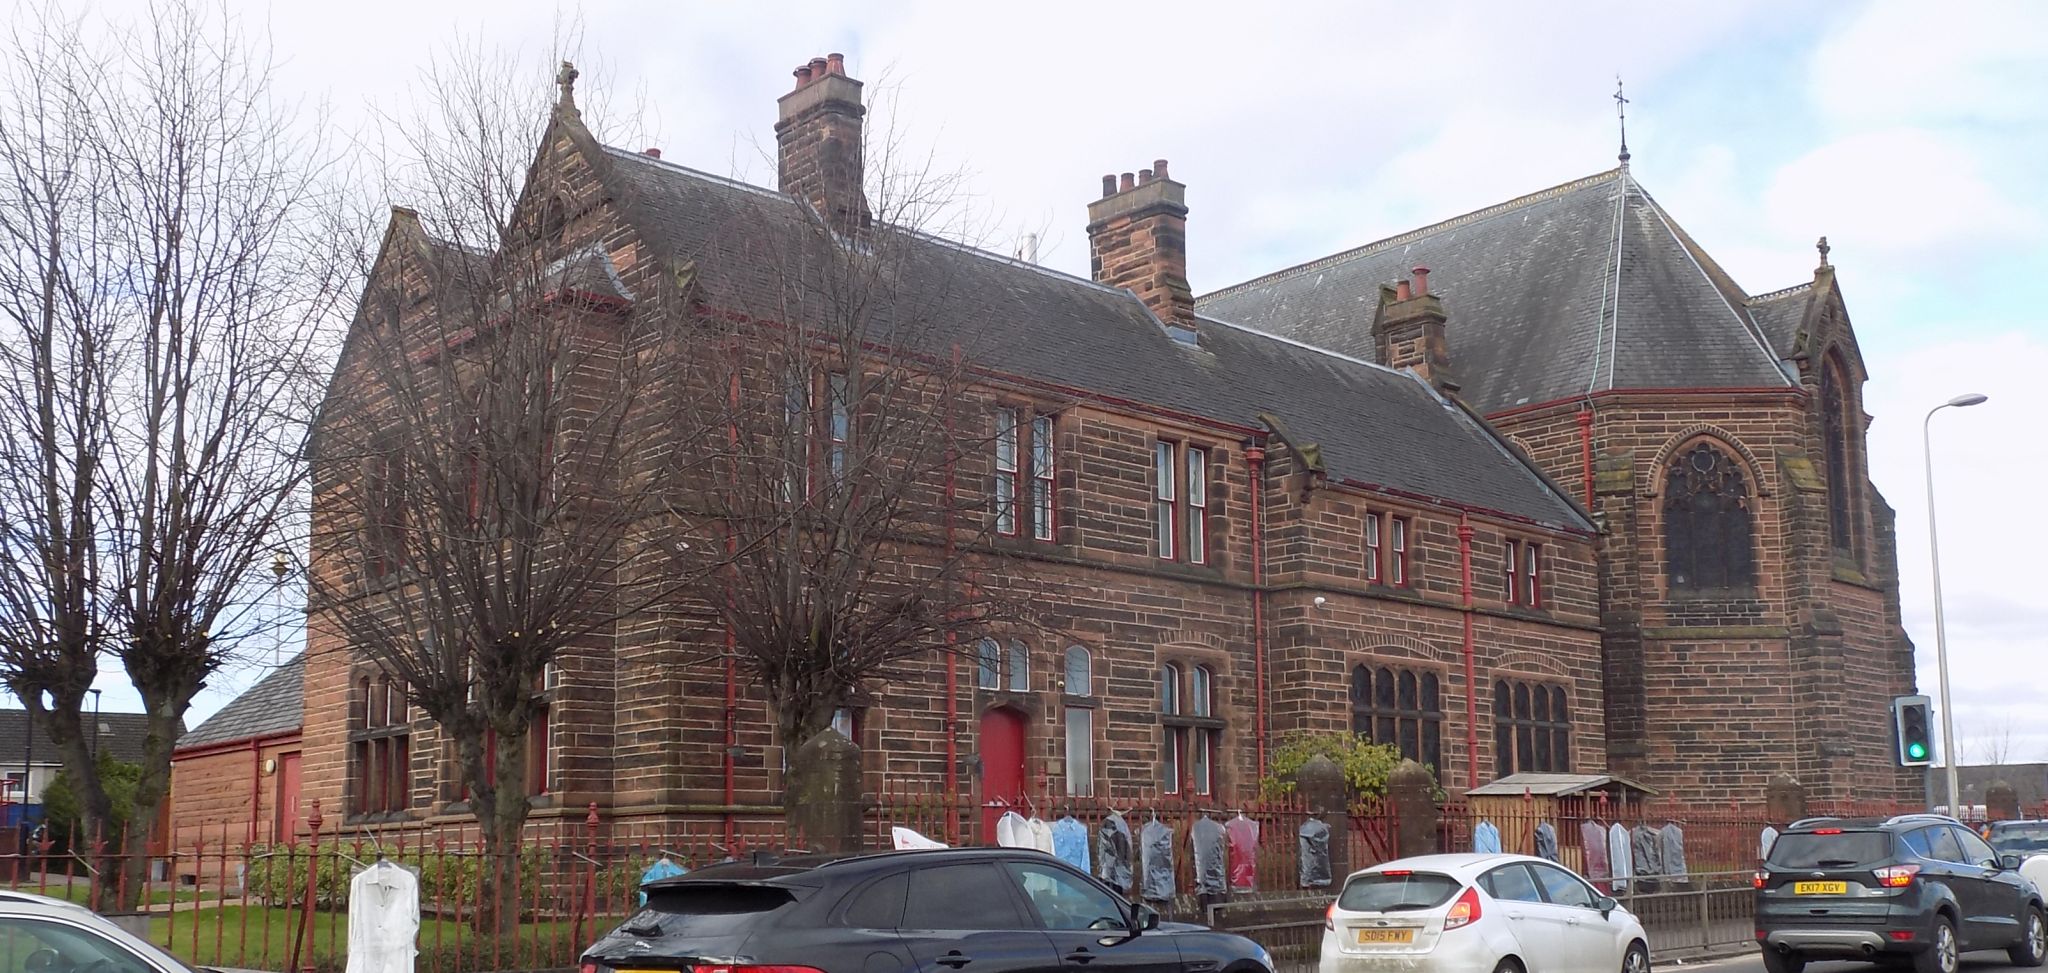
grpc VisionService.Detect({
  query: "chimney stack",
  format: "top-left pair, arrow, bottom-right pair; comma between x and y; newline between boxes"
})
1087,157 -> 1196,339
1375,267 -> 1458,392
776,52 -> 868,235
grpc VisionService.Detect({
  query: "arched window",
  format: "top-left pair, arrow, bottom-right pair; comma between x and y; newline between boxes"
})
1663,441 -> 1757,592
1160,662 -> 1182,792
976,638 -> 1001,691
1007,639 -> 1029,692
1494,678 -> 1571,778
1821,356 -> 1856,554
1064,646 -> 1092,696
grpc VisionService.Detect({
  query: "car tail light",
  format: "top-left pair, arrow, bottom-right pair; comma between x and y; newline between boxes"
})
1382,869 -> 1413,876
581,964 -> 599,973
1873,865 -> 1920,888
1326,900 -> 1337,930
1814,828 -> 1842,835
1890,930 -> 1918,942
1753,871 -> 1768,889
1444,886 -> 1482,931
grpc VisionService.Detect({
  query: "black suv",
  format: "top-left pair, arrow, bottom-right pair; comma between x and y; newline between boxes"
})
580,847 -> 1275,973
1755,814 -> 2047,973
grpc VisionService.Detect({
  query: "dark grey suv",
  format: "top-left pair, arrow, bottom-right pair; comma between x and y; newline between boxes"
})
1755,814 -> 2046,973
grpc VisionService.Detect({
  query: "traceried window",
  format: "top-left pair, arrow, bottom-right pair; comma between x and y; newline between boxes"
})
1821,356 -> 1856,554
1350,665 -> 1443,772
1662,441 -> 1757,592
1494,680 -> 1571,777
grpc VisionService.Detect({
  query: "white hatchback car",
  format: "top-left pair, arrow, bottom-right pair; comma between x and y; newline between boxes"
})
0,888 -> 204,973
1320,853 -> 1650,973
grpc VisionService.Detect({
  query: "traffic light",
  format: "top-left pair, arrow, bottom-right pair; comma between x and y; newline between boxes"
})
1892,695 -> 1933,767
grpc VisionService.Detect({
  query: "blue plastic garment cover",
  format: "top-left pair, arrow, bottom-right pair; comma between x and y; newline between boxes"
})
1661,823 -> 1689,884
1052,816 -> 1091,872
1298,817 -> 1332,888
1140,817 -> 1176,902
1608,823 -> 1634,893
1191,816 -> 1227,896
1630,824 -> 1664,880
1098,813 -> 1134,893
1534,822 -> 1559,862
638,858 -> 686,906
1473,820 -> 1502,854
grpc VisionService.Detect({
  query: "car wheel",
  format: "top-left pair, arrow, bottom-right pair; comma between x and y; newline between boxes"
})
2010,906 -> 2047,968
1913,916 -> 1957,973
1491,959 -> 1522,973
1761,948 -> 1805,973
1621,941 -> 1649,973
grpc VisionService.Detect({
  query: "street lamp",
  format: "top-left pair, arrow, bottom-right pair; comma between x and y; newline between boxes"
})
1924,391 -> 1987,815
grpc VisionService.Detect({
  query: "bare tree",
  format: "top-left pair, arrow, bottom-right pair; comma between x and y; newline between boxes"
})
0,0 -> 338,905
1967,714 -> 2021,769
664,92 -> 1055,813
309,46 -> 701,929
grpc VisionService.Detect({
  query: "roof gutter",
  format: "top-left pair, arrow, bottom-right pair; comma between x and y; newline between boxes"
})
171,728 -> 302,762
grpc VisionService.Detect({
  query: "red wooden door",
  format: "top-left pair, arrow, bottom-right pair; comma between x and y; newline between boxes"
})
978,707 -> 1026,844
274,752 -> 303,840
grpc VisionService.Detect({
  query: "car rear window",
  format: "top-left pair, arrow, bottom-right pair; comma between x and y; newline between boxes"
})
1991,824 -> 2048,854
1768,831 -> 1893,868
1339,872 -> 1462,912
639,884 -> 797,935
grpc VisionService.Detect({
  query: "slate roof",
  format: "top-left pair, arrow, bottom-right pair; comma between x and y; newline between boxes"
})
0,710 -> 179,767
176,655 -> 305,751
1198,170 -> 1798,415
598,146 -> 1589,530
1748,284 -> 1813,360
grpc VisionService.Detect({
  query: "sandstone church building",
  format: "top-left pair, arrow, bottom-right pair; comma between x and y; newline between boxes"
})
280,54 -> 1917,837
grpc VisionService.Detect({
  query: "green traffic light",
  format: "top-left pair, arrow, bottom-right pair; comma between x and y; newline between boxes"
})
1907,742 -> 1928,760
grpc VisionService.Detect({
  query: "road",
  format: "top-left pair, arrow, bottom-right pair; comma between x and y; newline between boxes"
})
1668,950 -> 2029,973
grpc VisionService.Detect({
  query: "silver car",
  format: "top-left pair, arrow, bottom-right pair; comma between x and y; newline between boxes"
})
0,889 -> 203,973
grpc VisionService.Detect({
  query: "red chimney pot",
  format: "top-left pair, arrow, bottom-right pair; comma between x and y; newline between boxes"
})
827,53 -> 845,75
810,57 -> 829,80
1412,266 -> 1431,296
644,148 -> 662,159
793,66 -> 811,88
1101,174 -> 1117,197
1395,279 -> 1412,301
1120,172 -> 1136,192
1139,168 -> 1154,185
1154,159 -> 1169,180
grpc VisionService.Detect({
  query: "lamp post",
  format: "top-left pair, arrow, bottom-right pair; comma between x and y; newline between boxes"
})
1924,392 -> 1987,815
89,689 -> 101,761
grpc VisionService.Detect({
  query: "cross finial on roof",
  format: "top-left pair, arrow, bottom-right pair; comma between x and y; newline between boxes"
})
1614,76 -> 1631,167
556,60 -> 579,110
1816,235 -> 1831,269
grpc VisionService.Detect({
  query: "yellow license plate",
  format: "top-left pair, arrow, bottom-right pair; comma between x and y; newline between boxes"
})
1793,881 -> 1847,895
1355,928 -> 1417,944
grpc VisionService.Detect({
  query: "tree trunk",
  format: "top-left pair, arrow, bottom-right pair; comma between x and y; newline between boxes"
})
471,723 -> 530,935
776,693 -> 835,816
108,708 -> 182,912
26,706 -> 115,899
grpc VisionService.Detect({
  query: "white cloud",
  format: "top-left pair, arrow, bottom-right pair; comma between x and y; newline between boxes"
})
1762,129 -> 2035,255
1808,0 -> 2048,129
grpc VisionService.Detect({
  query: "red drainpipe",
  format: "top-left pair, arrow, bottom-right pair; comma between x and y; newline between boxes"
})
1246,444 -> 1268,775
723,370 -> 740,848
942,367 -> 960,843
1458,515 -> 1478,791
1577,406 -> 1595,507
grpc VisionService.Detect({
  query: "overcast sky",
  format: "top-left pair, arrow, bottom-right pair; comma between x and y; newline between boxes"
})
70,0 -> 2044,767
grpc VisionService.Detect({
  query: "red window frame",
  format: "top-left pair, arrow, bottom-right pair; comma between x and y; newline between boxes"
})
1504,540 -> 1521,604
1031,414 -> 1056,542
1154,441 -> 1178,560
1185,447 -> 1209,564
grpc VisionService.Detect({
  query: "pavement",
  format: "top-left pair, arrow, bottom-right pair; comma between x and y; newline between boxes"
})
1661,950 -> 2029,973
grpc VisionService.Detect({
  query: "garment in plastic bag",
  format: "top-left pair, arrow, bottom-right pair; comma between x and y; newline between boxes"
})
1582,820 -> 1611,885
1473,820 -> 1502,854
346,861 -> 420,973
1191,816 -> 1227,896
996,810 -> 1033,849
1098,813 -> 1134,892
638,857 -> 687,906
1225,815 -> 1259,891
1661,823 -> 1689,884
1534,821 -> 1559,862
1052,816 -> 1090,872
1608,822 -> 1634,893
1298,817 -> 1332,888
1140,817 -> 1176,901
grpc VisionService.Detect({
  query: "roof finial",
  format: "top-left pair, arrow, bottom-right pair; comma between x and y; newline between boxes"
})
1816,235 -> 1831,269
1614,75 -> 1631,167
556,60 -> 580,111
